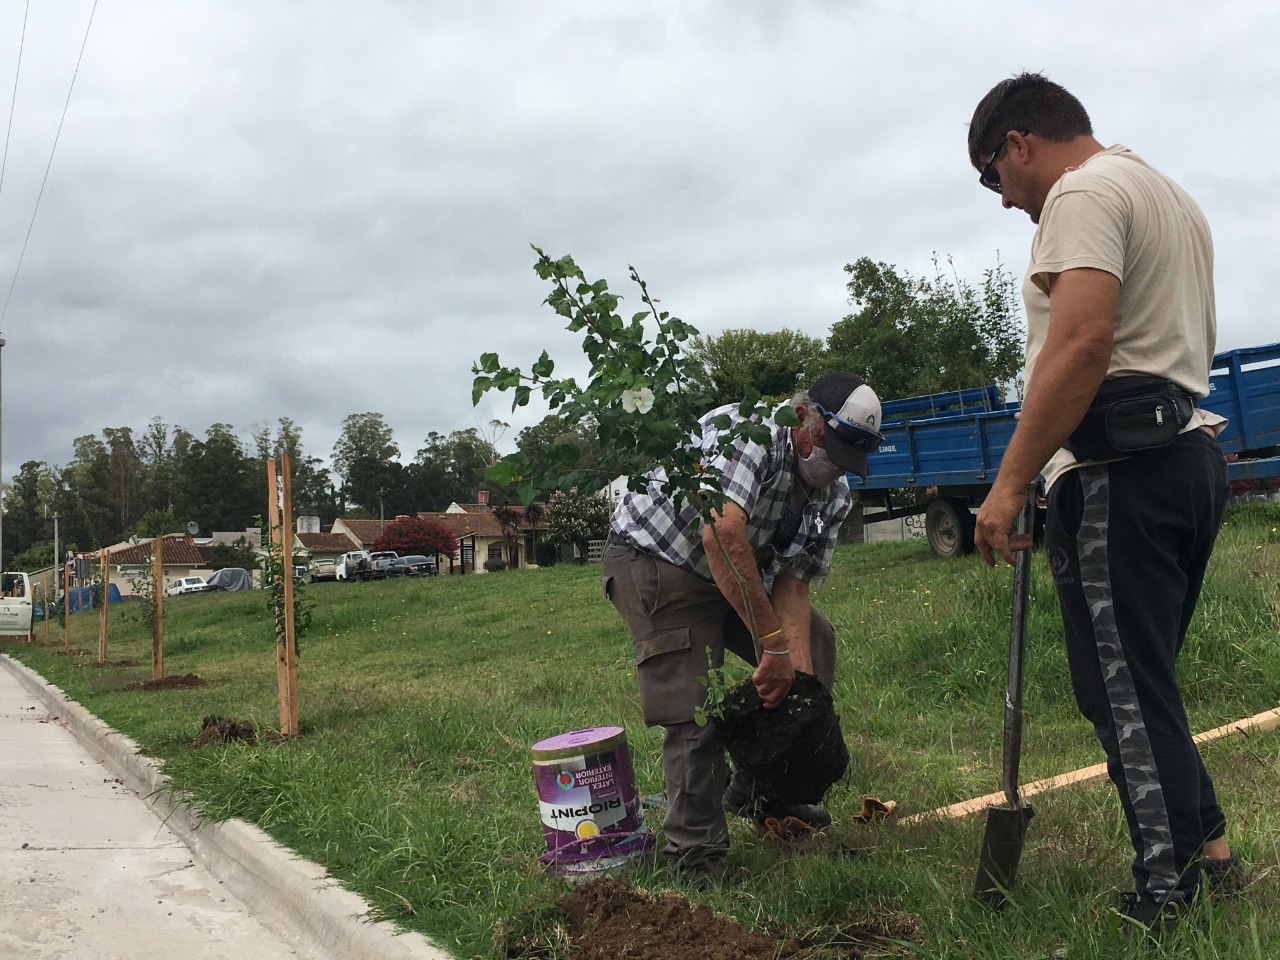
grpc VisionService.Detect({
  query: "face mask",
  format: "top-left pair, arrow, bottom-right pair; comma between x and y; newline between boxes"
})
797,445 -> 844,488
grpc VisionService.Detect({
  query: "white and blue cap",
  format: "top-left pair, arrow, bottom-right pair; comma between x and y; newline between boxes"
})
808,372 -> 884,478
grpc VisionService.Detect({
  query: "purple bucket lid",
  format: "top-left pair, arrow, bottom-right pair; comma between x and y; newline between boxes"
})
531,726 -> 624,757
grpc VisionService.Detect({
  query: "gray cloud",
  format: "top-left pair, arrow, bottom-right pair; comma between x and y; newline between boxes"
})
1,0 -> 1275,481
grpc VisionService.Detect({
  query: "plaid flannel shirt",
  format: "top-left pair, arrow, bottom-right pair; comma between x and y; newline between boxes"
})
610,404 -> 851,586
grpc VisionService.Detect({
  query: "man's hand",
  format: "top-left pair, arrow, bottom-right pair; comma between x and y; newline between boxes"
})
975,484 -> 1033,567
752,653 -> 794,708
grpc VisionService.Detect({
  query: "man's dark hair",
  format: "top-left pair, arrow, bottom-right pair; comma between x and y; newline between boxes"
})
967,72 -> 1092,168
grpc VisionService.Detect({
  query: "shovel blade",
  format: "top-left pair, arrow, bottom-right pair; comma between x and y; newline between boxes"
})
973,802 -> 1034,907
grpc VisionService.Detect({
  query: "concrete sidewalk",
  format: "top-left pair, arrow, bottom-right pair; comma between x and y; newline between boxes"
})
0,654 -> 449,960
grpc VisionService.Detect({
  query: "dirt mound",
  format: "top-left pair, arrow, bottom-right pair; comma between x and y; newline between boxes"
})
124,672 -> 207,692
191,715 -> 256,747
552,878 -> 799,960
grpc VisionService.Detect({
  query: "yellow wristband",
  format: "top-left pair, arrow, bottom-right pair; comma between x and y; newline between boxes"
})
758,628 -> 782,642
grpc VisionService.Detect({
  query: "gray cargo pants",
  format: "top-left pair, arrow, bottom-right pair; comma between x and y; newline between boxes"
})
602,537 -> 836,868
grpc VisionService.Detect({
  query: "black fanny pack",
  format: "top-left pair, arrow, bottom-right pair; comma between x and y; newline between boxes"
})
1064,375 -> 1195,462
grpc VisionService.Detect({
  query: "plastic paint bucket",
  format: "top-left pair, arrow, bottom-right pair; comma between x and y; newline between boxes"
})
531,725 -> 654,881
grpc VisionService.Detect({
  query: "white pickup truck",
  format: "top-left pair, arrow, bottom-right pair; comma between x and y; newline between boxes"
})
0,572 -> 34,639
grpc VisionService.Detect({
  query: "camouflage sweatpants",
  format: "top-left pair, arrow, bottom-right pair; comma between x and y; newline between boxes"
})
1045,428 -> 1227,904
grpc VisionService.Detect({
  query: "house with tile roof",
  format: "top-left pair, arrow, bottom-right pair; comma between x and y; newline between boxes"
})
294,531 -> 359,562
72,534 -> 212,596
331,492 -> 548,573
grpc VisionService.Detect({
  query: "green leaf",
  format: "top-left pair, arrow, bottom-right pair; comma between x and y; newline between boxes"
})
531,351 -> 554,379
773,404 -> 800,427
471,376 -> 492,406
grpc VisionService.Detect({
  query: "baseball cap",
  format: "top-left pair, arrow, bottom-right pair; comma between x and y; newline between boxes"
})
808,372 -> 884,478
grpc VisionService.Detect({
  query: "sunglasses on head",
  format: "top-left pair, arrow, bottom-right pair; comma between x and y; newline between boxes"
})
978,129 -> 1030,194
812,402 -> 883,452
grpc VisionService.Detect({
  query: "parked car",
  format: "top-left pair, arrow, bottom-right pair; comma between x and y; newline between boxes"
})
335,550 -> 375,581
166,576 -> 208,596
307,558 -> 338,583
205,568 -> 254,591
388,554 -> 437,576
293,565 -> 308,581
369,550 -> 399,576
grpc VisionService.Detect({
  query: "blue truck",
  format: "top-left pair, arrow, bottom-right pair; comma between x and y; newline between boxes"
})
849,340 -> 1280,557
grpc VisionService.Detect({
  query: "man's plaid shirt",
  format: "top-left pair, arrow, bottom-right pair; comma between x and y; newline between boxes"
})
610,404 -> 852,585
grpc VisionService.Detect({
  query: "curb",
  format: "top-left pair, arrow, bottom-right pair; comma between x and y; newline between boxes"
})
1,653 -> 453,960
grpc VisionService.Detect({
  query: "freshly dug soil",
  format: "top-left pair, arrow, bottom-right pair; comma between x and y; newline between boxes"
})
124,672 -> 207,692
554,878 -> 800,960
191,714 -> 256,747
715,672 -> 849,805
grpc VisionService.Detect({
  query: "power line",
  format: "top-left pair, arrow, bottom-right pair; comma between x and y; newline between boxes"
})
1,0 -> 99,327
0,0 -> 32,204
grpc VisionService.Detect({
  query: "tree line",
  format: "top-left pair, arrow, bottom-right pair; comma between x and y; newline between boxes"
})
2,255 -> 1022,570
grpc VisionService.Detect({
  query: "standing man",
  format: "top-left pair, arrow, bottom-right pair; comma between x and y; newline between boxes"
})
602,374 -> 882,879
968,73 -> 1245,929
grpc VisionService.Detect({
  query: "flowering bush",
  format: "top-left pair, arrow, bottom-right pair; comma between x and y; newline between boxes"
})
545,488 -> 613,562
370,515 -> 457,558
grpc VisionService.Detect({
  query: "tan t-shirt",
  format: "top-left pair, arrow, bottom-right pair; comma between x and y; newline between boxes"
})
1022,144 -> 1225,488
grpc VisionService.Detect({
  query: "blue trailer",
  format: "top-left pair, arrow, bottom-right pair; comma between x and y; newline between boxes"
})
849,340 -> 1280,557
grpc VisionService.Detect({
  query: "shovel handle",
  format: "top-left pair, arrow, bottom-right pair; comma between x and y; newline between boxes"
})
1001,483 -> 1036,808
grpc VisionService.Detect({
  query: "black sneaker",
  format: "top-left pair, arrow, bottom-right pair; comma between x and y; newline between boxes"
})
723,782 -> 832,832
723,779 -> 764,819
1117,890 -> 1192,936
1202,853 -> 1250,897
760,802 -> 832,832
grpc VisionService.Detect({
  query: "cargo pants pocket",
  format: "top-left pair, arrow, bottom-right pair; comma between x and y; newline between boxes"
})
634,628 -> 703,727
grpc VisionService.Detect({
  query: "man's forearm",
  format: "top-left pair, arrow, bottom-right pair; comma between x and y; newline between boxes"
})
703,516 -> 780,644
768,573 -> 813,674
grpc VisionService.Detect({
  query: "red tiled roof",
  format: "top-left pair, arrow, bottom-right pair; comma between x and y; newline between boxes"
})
337,518 -> 393,546
416,506 -> 546,538
297,532 -> 358,553
107,534 -> 204,566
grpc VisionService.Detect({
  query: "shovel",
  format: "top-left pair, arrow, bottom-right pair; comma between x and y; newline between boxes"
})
973,483 -> 1036,908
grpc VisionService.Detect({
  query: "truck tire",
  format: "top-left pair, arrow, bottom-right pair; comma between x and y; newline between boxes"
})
925,498 -> 976,558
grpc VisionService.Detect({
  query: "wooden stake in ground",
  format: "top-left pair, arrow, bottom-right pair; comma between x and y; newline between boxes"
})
281,453 -> 298,736
63,561 -> 70,653
98,548 -> 109,664
151,536 -> 164,681
41,581 -> 50,644
267,458 -> 299,737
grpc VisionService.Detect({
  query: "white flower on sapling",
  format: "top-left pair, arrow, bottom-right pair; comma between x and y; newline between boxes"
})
620,386 -> 655,414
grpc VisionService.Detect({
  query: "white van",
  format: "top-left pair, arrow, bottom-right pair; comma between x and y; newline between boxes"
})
335,551 -> 374,581
0,572 -> 34,638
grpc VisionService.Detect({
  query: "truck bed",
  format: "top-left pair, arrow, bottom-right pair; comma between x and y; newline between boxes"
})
850,340 -> 1280,491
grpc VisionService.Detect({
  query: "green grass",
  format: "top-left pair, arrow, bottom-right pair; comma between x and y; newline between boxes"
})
5,501 -> 1280,959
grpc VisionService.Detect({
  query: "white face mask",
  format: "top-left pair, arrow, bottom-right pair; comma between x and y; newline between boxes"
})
797,445 -> 844,488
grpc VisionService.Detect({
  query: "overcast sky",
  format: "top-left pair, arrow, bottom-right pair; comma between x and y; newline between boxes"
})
1,0 -> 1275,484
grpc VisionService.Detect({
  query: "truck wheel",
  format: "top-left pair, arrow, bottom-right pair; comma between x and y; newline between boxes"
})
925,498 -> 976,558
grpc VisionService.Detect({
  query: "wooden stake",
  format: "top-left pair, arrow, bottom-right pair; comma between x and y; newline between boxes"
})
268,459 -> 286,730
903,705 -> 1280,824
63,561 -> 70,653
98,549 -> 109,664
40,582 -> 50,644
151,536 -> 164,681
281,452 -> 298,736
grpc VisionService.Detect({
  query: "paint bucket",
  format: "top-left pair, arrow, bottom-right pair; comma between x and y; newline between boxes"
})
531,725 -> 654,881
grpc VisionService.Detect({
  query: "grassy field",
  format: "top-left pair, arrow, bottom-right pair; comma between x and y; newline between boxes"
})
4,500 -> 1279,959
